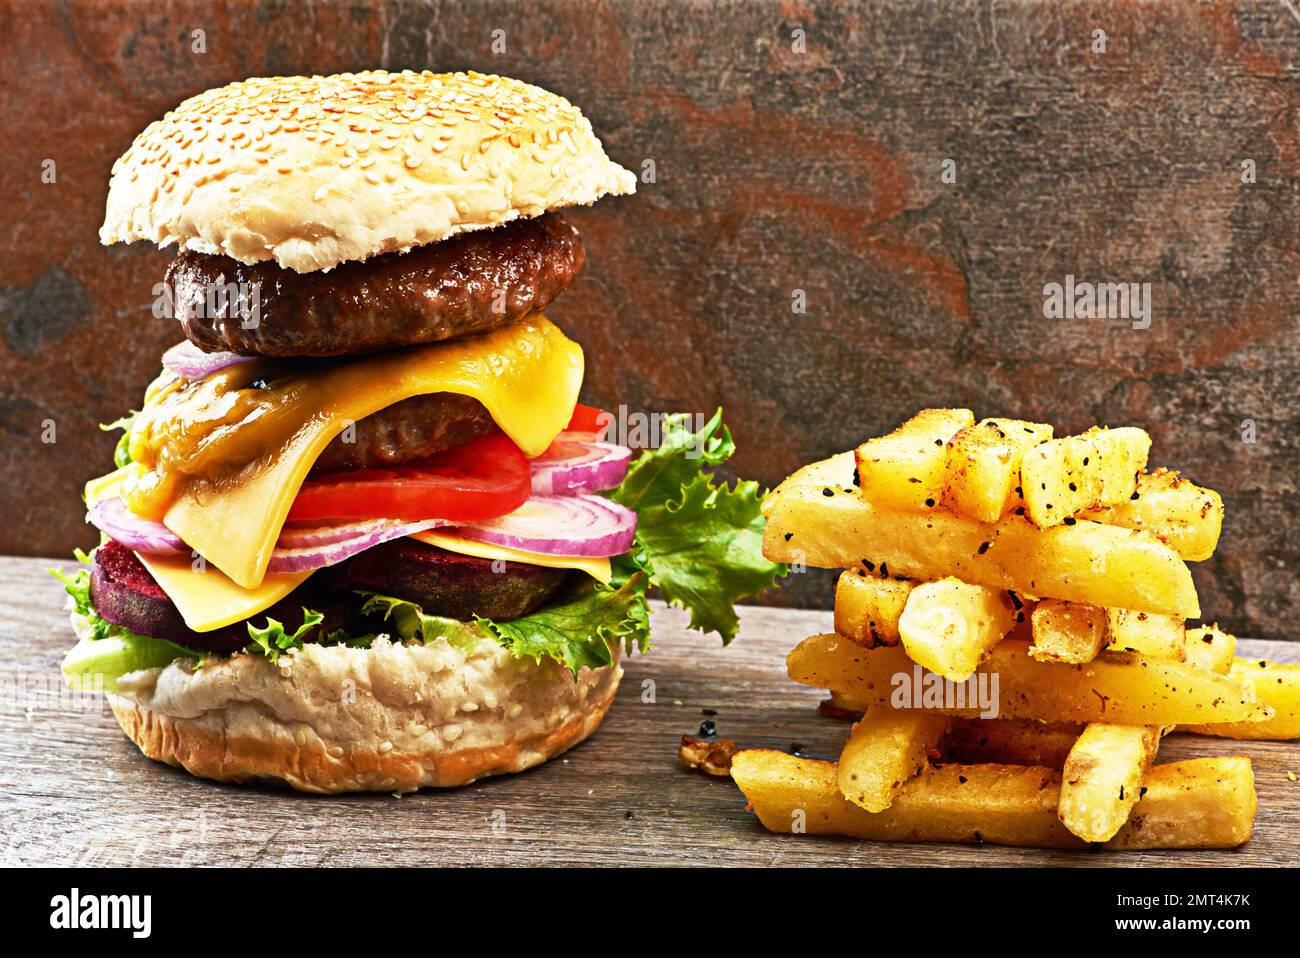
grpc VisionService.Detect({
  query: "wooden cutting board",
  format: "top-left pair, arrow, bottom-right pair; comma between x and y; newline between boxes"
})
1,555 -> 1295,867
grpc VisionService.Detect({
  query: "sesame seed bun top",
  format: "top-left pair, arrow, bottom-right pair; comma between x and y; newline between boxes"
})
100,70 -> 636,273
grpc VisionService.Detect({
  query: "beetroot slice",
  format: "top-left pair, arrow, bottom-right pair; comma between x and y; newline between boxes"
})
322,537 -> 567,621
89,541 -> 346,653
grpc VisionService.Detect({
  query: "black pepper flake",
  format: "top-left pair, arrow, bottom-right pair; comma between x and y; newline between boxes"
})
1130,490 -> 1140,500
1139,786 -> 1148,799
1068,482 -> 1077,492
851,471 -> 861,487
879,562 -> 889,577
924,497 -> 935,507
861,559 -> 875,572
702,708 -> 717,716
822,487 -> 835,497
1014,507 -> 1025,516
1063,517 -> 1076,525
934,439 -> 944,446
977,541 -> 991,555
958,775 -> 968,784
699,720 -> 717,737
1083,457 -> 1089,466
784,532 -> 794,541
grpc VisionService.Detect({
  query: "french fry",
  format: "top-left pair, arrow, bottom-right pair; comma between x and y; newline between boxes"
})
833,571 -> 913,647
762,453 -> 1200,617
1020,426 -> 1151,529
1182,625 -> 1236,674
939,718 -> 1083,767
787,633 -> 1270,726
837,712 -> 949,812
731,750 -> 1256,849
853,408 -> 974,512
898,578 -> 1015,681
1181,658 -> 1300,740
1081,468 -> 1224,562
1030,599 -> 1107,664
1108,755 -> 1257,850
942,417 -> 1053,522
1106,608 -> 1186,662
1058,724 -> 1161,842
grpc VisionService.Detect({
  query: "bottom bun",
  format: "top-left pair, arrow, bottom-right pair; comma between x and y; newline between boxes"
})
107,636 -> 621,794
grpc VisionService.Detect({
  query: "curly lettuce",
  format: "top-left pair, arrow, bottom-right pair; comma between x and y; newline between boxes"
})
609,409 -> 785,642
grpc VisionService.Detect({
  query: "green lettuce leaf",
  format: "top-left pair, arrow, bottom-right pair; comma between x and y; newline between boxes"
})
609,408 -> 785,642
51,550 -> 112,641
246,610 -> 324,663
475,572 -> 650,676
100,411 -> 138,468
357,592 -> 484,652
62,631 -> 201,693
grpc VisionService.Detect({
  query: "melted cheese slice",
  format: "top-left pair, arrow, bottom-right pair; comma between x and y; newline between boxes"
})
137,554 -> 312,632
158,316 -> 583,589
410,529 -> 613,584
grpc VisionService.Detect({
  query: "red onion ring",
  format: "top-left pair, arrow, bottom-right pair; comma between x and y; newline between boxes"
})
530,440 -> 632,496
161,340 -> 256,381
88,497 -> 446,573
266,519 -> 445,573
86,497 -> 186,555
452,494 -> 637,557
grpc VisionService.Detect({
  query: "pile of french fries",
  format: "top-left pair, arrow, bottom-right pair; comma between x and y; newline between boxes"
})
739,410 -> 1298,850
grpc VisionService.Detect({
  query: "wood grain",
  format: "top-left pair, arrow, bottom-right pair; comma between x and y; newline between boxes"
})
0,0 -> 1296,636
1,555 -> 1295,867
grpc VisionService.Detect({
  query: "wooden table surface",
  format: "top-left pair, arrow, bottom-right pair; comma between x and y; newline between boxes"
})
2,555 -> 1296,867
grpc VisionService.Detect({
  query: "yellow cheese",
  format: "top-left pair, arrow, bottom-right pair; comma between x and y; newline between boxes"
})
136,553 -> 313,632
84,465 -> 139,506
138,316 -> 582,589
410,529 -> 613,584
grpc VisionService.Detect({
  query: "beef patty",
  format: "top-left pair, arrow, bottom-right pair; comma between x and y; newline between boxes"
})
169,212 -> 584,357
324,538 -> 567,621
313,392 -> 498,474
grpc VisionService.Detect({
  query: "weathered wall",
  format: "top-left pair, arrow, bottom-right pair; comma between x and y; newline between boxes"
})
0,0 -> 1296,636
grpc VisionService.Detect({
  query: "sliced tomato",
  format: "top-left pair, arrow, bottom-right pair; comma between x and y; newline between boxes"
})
288,434 -> 530,523
565,403 -> 613,441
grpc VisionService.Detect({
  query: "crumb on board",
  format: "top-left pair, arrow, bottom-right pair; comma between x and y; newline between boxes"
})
679,735 -> 738,777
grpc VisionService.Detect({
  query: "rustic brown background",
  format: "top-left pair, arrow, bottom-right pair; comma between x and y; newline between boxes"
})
0,0 -> 1296,637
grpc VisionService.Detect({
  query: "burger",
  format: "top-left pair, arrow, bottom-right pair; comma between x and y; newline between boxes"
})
57,70 -> 782,793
